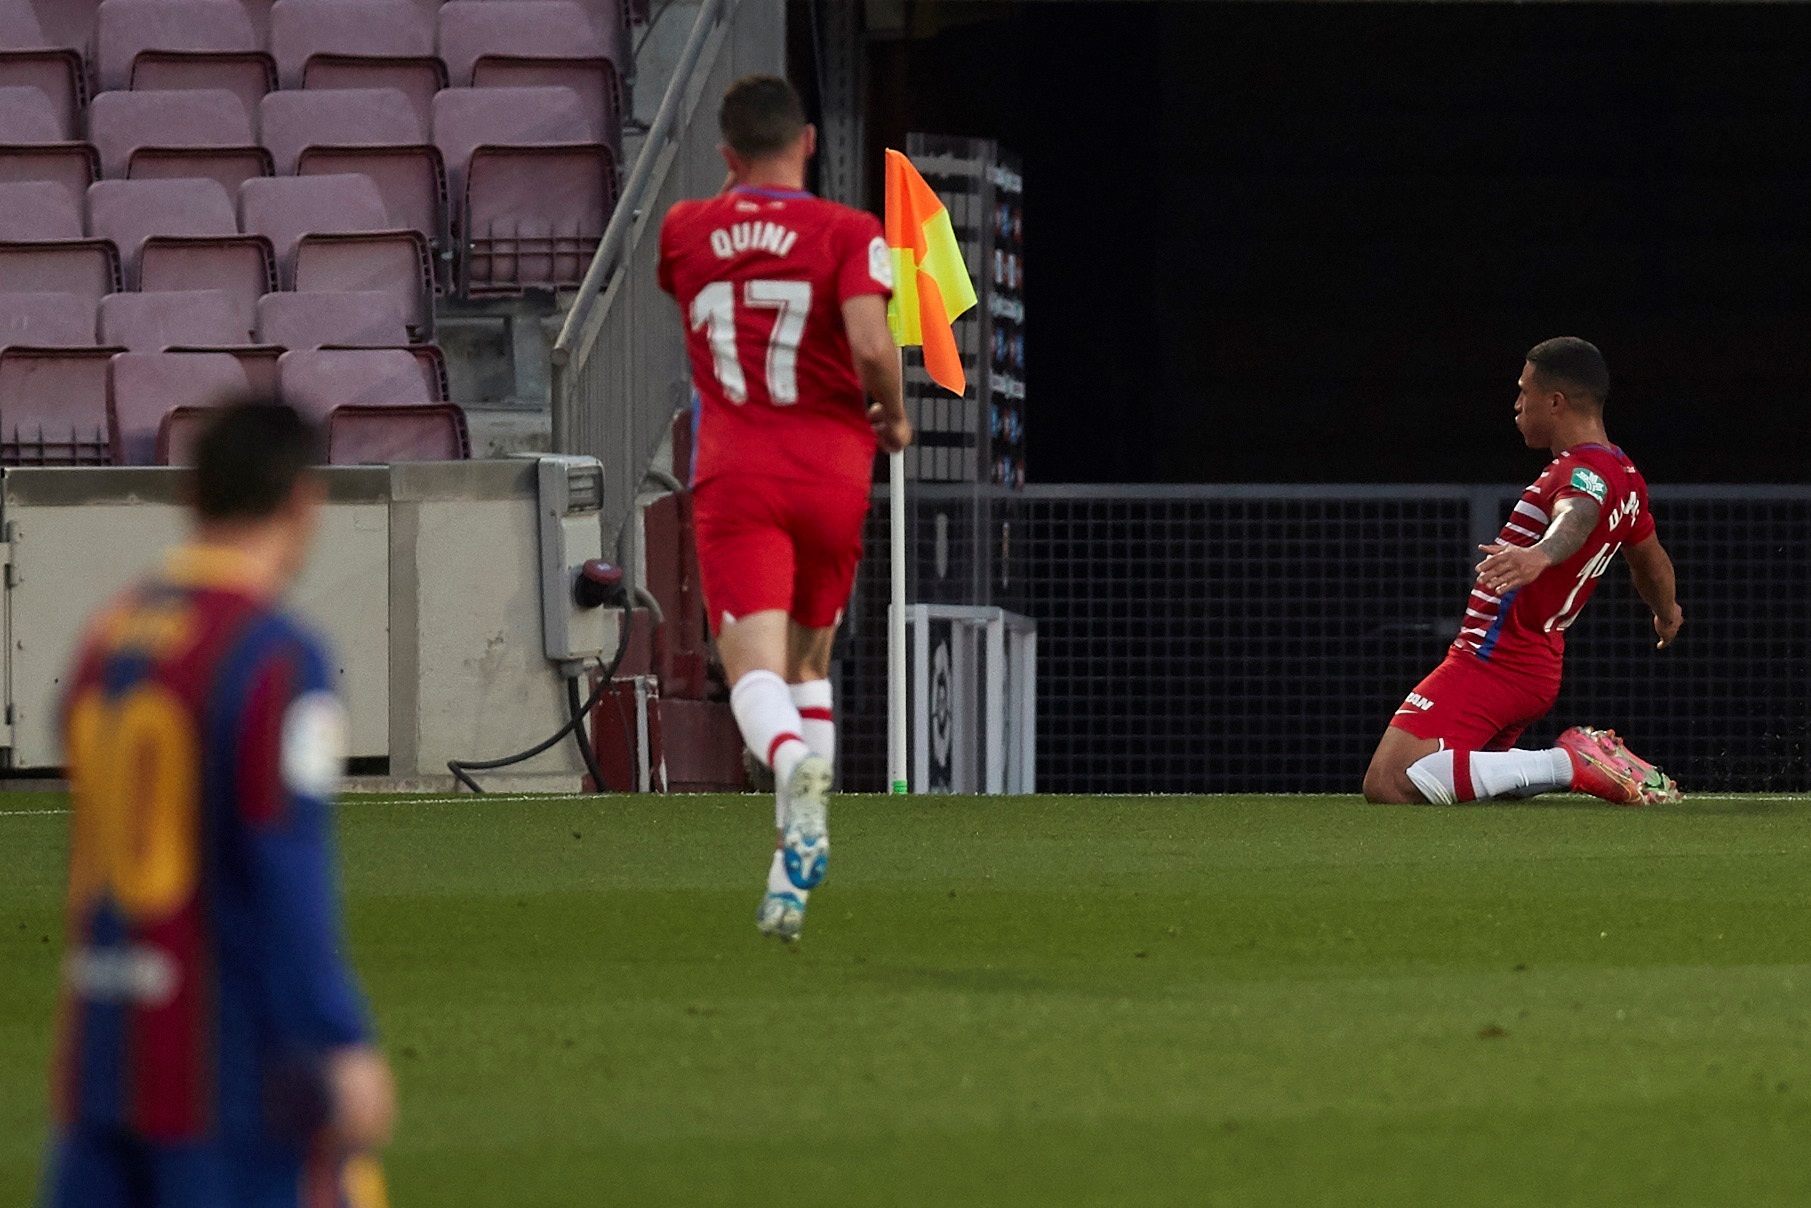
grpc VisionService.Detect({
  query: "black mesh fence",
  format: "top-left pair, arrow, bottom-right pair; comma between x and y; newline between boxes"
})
838,485 -> 1811,795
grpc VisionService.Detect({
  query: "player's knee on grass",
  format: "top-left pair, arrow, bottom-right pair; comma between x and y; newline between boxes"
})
1362,762 -> 1421,804
1364,727 -> 1441,803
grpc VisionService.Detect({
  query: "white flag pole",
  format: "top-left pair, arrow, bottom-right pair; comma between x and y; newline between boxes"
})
886,446 -> 908,794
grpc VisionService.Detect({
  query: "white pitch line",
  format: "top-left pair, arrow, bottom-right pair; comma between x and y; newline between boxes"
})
0,792 -> 585,818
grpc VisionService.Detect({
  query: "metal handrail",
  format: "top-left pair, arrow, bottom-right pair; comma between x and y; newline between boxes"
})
551,0 -> 727,366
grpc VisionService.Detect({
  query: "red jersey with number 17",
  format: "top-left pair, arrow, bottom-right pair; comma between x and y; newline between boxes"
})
658,186 -> 894,490
1454,442 -> 1656,676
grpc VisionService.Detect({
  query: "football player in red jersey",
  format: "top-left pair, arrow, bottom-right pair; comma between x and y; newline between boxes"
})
1364,338 -> 1686,806
658,76 -> 911,940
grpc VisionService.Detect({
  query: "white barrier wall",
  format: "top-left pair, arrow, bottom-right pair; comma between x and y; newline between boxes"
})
1,464 -> 589,787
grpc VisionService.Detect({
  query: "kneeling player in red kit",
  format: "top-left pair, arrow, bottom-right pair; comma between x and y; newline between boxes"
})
1364,338 -> 1685,807
659,76 -> 911,939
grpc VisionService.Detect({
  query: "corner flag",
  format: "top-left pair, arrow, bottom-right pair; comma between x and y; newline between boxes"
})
884,149 -> 978,397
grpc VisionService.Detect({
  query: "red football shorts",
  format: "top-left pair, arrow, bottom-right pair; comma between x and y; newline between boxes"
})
1389,650 -> 1561,751
690,474 -> 871,635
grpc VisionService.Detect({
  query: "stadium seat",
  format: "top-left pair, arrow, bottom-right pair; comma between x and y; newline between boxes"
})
256,290 -> 443,399
0,344 -> 122,465
99,289 -> 252,349
277,346 -> 440,424
0,2 -> 45,50
0,4 -> 86,143
461,0 -> 635,43
107,349 -> 247,465
155,403 -> 215,465
437,1 -> 622,149
0,291 -> 93,348
259,88 -> 448,260
20,0 -> 101,56
88,178 -> 276,328
326,401 -> 469,463
240,0 -> 274,40
256,290 -> 408,348
432,85 -> 616,295
94,0 -> 277,123
88,89 -> 274,195
0,84 -> 99,208
0,180 -> 122,310
238,174 -> 435,336
267,0 -> 445,129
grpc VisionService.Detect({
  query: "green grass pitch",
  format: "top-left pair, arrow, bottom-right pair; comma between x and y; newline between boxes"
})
5,790 -> 1811,1206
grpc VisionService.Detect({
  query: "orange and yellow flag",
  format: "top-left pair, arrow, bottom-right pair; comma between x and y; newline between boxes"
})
884,149 -> 978,397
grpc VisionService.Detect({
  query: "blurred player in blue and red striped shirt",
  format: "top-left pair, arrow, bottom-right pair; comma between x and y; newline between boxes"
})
42,401 -> 394,1208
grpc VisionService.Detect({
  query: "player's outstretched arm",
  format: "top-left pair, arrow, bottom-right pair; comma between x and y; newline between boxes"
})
842,294 -> 912,454
1623,534 -> 1684,649
1477,495 -> 1601,595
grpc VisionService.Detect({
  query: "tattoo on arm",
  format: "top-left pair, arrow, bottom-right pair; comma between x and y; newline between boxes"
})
1535,497 -> 1600,565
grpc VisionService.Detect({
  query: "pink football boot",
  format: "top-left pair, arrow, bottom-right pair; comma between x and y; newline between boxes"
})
1558,726 -> 1683,805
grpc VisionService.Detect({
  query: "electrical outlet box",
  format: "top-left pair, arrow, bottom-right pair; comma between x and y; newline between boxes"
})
534,455 -> 608,664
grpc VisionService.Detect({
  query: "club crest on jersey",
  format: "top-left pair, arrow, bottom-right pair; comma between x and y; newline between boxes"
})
709,221 -> 798,260
1569,466 -> 1608,504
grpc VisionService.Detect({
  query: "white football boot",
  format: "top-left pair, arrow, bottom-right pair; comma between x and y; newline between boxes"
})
756,890 -> 806,941
780,754 -> 832,890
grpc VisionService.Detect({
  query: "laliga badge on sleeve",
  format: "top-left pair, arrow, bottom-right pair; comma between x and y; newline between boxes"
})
1570,466 -> 1608,505
283,691 -> 347,799
868,235 -> 894,289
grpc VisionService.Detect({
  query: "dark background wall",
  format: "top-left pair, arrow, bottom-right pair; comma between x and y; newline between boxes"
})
859,2 -> 1811,485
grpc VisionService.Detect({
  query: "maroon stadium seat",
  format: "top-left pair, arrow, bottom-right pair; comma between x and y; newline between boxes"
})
259,88 -> 447,261
156,405 -> 211,465
95,0 -> 276,123
256,289 -> 443,398
240,0 -> 274,40
239,173 -> 435,336
260,87 -> 421,174
107,349 -> 248,465
277,346 -> 440,424
437,1 -> 622,148
0,344 -> 122,464
1,178 -> 86,240
452,0 -> 628,41
268,0 -> 445,129
21,0 -> 101,56
0,3 -> 86,142
326,401 -> 469,463
0,180 -> 122,310
88,89 -> 274,195
432,85 -> 615,295
0,84 -> 99,208
256,290 -> 407,348
0,1 -> 45,49
485,0 -> 633,40
0,291 -> 93,348
88,178 -> 276,328
99,289 -> 252,349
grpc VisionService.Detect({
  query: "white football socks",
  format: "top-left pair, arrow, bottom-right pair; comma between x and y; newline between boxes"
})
1406,746 -> 1574,804
790,679 -> 835,761
729,670 -> 811,795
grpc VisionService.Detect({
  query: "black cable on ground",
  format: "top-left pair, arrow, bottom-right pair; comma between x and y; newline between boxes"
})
566,673 -> 609,794
447,609 -> 633,794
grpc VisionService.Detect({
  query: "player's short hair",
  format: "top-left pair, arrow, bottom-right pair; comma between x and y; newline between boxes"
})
191,399 -> 322,522
719,75 -> 806,160
1525,337 -> 1609,408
